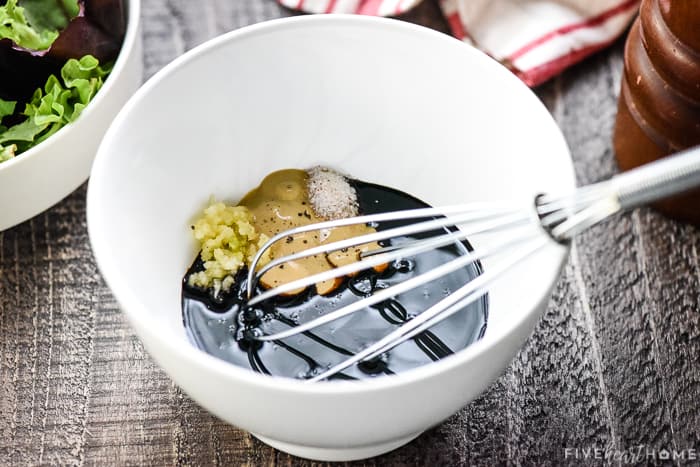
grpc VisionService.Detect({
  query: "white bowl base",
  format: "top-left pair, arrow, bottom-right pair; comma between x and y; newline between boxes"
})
252,431 -> 423,461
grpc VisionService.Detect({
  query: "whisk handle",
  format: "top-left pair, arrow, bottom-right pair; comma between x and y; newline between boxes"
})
611,145 -> 700,210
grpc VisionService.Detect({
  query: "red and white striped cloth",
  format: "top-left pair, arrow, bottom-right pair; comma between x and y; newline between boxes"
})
278,0 -> 640,86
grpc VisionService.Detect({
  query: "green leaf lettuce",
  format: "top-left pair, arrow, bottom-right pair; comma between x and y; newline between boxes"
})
0,0 -> 79,51
0,55 -> 112,162
0,99 -> 17,120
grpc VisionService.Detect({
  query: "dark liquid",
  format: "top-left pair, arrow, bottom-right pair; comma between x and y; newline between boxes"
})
182,181 -> 488,380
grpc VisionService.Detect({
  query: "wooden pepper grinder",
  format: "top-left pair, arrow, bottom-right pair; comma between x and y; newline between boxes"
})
613,0 -> 700,225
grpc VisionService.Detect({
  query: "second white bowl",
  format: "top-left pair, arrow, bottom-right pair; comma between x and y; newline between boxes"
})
0,0 -> 142,231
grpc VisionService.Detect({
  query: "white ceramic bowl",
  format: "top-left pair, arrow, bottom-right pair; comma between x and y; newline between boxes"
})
88,16 -> 574,462
0,0 -> 142,231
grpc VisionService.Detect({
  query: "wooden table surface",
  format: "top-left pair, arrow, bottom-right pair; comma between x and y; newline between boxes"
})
1,1 -> 699,465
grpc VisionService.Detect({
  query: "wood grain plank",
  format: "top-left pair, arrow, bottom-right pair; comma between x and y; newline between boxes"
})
0,190 -> 99,465
33,198 -> 98,466
141,0 -> 187,79
634,209 -> 700,451
371,378 -> 510,466
0,221 -> 38,464
555,43 -> 680,456
140,0 -> 292,80
166,0 -> 292,34
1,215 -> 59,466
82,287 -> 179,466
169,386 -> 278,467
505,254 -> 616,465
0,224 -> 19,461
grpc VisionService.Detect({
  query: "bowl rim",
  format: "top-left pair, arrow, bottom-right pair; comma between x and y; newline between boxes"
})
88,14 -> 574,396
0,0 -> 142,173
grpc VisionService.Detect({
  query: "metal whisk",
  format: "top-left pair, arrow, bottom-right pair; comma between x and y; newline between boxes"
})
245,146 -> 700,382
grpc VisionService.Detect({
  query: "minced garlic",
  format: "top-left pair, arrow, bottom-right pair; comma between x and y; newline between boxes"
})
188,200 -> 270,293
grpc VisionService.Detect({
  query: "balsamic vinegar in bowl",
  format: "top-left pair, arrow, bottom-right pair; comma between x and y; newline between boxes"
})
182,170 -> 487,381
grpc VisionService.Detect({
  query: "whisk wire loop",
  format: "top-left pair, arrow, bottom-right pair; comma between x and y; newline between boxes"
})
257,225 -> 542,342
247,209 -> 532,306
245,203 -> 519,298
307,236 -> 549,381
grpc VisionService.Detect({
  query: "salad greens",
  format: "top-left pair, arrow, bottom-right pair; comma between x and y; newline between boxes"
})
0,0 -> 79,51
0,0 -> 125,164
0,55 -> 111,161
